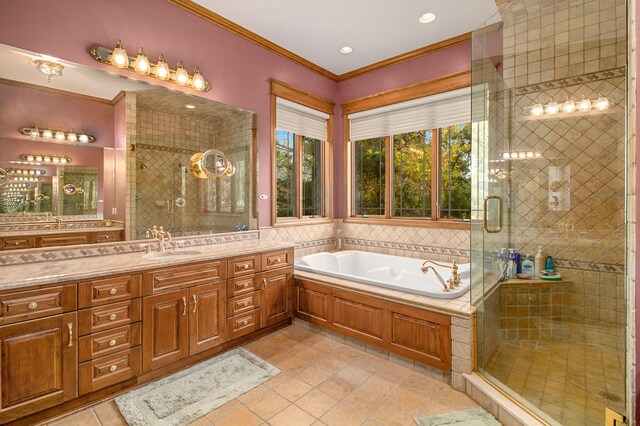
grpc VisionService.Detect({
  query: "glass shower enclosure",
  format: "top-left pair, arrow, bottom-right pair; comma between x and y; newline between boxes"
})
471,0 -> 628,424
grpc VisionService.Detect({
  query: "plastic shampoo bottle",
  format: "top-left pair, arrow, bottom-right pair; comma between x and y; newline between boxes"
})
534,246 -> 544,277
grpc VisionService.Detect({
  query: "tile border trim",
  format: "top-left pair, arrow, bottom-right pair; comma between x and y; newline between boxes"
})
341,237 -> 470,257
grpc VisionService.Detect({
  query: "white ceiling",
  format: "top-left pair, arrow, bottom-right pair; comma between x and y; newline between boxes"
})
193,0 -> 501,75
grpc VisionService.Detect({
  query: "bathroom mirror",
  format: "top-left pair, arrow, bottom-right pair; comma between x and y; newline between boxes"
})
0,42 -> 257,250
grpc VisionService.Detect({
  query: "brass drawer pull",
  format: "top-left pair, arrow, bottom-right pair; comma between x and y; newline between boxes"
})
240,300 -> 250,307
109,365 -> 117,372
14,241 -> 19,245
262,278 -> 267,291
240,282 -> 250,288
277,257 -> 282,262
182,296 -> 187,316
28,301 -> 38,310
243,264 -> 249,270
109,339 -> 117,347
109,313 -> 117,321
238,318 -> 250,327
109,288 -> 117,295
192,294 -> 197,314
68,323 -> 73,347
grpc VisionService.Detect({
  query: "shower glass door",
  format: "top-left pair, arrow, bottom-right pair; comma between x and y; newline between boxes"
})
471,1 -> 628,425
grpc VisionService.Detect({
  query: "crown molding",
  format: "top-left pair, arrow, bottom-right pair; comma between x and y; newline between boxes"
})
166,0 -> 472,83
0,78 -> 113,105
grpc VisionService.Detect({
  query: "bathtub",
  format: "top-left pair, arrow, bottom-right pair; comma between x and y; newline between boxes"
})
294,250 -> 470,299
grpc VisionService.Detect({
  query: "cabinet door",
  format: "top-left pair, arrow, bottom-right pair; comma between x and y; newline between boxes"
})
189,282 -> 226,355
0,313 -> 77,423
261,268 -> 292,328
142,290 -> 189,372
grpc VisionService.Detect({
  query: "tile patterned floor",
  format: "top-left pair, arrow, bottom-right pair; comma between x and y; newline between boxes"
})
45,323 -> 478,426
484,339 -> 625,426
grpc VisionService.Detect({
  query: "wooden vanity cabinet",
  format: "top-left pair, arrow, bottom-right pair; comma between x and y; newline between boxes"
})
0,229 -> 124,251
261,267 -> 293,328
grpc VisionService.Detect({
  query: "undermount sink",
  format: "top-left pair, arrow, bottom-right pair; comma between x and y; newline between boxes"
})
142,250 -> 201,260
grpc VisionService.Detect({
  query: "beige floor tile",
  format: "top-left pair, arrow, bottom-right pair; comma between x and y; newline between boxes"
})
214,405 -> 262,426
205,400 -> 244,422
237,384 -> 270,404
316,376 -> 356,400
333,364 -> 372,387
91,401 -> 127,426
387,385 -> 431,412
268,404 -> 316,426
273,377 -> 314,402
358,374 -> 401,398
341,389 -> 386,414
320,401 -> 370,426
297,364 -> 335,387
372,402 -> 419,426
295,389 -> 338,418
48,409 -> 101,426
242,390 -> 290,420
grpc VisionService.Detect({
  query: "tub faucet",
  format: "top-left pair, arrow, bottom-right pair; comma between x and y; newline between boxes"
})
420,260 -> 460,292
53,216 -> 63,230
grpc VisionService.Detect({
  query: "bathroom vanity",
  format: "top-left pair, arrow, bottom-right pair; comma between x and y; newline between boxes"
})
0,241 -> 293,425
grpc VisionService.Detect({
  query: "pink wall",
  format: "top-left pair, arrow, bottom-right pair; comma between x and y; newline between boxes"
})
0,0 -> 338,227
333,42 -> 471,217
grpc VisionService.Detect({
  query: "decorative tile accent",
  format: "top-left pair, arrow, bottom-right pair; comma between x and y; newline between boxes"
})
0,220 -> 122,234
341,238 -> 469,258
0,230 -> 259,266
515,67 -> 626,95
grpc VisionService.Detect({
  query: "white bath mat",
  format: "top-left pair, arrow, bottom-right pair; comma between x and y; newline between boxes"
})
415,408 -> 501,426
115,347 -> 279,426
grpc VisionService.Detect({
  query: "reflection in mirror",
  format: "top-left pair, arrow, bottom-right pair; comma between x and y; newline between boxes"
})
0,42 -> 257,251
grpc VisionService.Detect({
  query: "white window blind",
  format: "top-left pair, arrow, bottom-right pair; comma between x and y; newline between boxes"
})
348,87 -> 471,141
276,97 -> 329,141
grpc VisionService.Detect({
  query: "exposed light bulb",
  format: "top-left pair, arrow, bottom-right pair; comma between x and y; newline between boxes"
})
60,158 -> 68,164
577,98 -> 591,112
518,152 -> 526,158
561,100 -> 576,114
78,131 -> 89,143
42,127 -> 53,138
526,152 -> 534,158
43,157 -> 51,163
27,155 -> 35,161
154,55 -> 170,80
110,40 -> 129,68
35,156 -> 42,162
191,67 -> 205,91
510,152 -> 518,158
545,101 -> 559,115
55,129 -> 65,140
67,130 -> 77,142
595,96 -> 610,111
52,157 -> 60,163
502,152 -> 510,159
175,61 -> 189,86
29,125 -> 40,139
132,47 -> 151,75
530,103 -> 544,117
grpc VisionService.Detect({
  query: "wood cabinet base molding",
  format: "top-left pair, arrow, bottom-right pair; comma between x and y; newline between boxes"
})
294,278 -> 452,371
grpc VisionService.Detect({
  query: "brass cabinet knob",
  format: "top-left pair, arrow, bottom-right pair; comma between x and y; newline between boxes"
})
241,282 -> 250,288
109,339 -> 117,347
109,313 -> 117,321
243,264 -> 249,270
109,288 -> 117,295
14,242 -> 19,245
28,302 -> 38,310
109,365 -> 117,372
277,258 -> 282,262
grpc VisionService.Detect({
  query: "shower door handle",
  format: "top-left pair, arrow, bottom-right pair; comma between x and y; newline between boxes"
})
483,195 -> 503,233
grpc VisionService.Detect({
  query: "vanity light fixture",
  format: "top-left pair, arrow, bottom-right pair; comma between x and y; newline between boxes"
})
90,41 -> 211,91
529,96 -> 610,118
19,154 -> 71,164
10,176 -> 41,182
500,151 -> 542,160
6,168 -> 45,176
20,126 -> 96,143
8,183 -> 30,188
419,12 -> 437,24
339,46 -> 353,54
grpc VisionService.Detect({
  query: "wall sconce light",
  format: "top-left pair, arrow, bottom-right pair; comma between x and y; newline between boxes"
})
20,126 -> 96,143
20,154 -> 72,164
6,168 -> 46,176
62,183 -> 84,195
529,96 -> 610,118
90,40 -> 211,91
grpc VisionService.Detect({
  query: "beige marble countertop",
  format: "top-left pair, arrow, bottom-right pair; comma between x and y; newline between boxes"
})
0,226 -> 125,238
0,239 -> 294,291
294,269 -> 473,318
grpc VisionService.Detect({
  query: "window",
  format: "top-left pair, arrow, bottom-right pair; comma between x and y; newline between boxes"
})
271,80 -> 333,224
347,85 -> 471,223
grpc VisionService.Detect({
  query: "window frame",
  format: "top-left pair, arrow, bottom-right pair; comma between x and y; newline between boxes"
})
270,79 -> 334,226
342,71 -> 471,229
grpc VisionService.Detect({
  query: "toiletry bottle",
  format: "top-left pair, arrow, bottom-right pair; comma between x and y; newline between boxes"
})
515,253 -> 522,274
507,249 -> 517,279
534,246 -> 544,277
545,256 -> 555,272
521,255 -> 535,278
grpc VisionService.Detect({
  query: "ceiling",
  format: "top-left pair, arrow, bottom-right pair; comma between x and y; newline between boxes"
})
192,0 -> 501,75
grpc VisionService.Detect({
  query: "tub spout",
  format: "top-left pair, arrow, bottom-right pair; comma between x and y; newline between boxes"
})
420,265 -> 450,292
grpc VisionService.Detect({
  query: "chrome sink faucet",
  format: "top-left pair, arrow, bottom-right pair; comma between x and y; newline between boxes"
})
420,260 -> 460,292
146,225 -> 172,253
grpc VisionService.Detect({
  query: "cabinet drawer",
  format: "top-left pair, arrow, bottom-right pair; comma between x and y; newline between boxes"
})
95,231 -> 121,243
227,274 -> 261,297
78,323 -> 141,362
226,309 -> 260,340
38,234 -> 90,247
78,299 -> 141,335
0,285 -> 76,325
143,261 -> 226,294
79,347 -> 140,395
78,274 -> 141,308
227,292 -> 261,317
228,255 -> 260,277
261,250 -> 293,271
2,236 -> 35,250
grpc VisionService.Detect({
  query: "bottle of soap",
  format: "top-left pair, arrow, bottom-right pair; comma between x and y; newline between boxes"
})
534,246 -> 544,277
507,249 -> 517,279
521,255 -> 535,278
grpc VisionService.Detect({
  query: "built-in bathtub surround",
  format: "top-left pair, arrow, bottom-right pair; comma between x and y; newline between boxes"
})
260,221 -> 336,257
337,220 -> 471,264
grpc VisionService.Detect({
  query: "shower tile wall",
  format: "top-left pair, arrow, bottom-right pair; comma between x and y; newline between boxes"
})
260,222 -> 336,257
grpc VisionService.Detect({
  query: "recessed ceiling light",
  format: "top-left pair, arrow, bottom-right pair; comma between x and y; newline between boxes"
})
339,46 -> 353,54
419,12 -> 437,24
185,104 -> 196,109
